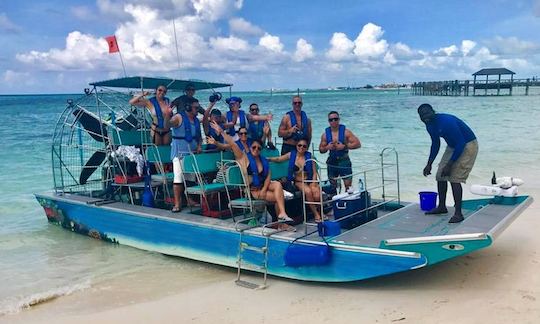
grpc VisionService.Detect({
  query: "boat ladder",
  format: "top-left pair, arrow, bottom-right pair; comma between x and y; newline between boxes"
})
235,220 -> 269,289
235,218 -> 289,289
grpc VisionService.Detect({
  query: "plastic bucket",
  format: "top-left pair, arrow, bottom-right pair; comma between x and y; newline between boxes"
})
419,191 -> 437,211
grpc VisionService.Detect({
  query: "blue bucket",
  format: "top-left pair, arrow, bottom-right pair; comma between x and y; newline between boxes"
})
419,191 -> 437,211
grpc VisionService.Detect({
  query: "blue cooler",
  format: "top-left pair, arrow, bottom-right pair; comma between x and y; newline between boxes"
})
332,191 -> 376,229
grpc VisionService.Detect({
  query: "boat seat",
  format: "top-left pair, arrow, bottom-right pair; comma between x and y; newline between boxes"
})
109,127 -> 151,146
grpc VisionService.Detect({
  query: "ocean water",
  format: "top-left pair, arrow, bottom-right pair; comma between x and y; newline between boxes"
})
1,89 -> 539,316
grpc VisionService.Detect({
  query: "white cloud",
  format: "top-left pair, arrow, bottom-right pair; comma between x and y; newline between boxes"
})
258,33 -> 283,53
2,70 -> 35,90
326,32 -> 354,61
293,38 -> 314,62
210,35 -> 249,51
229,17 -> 263,36
435,44 -> 459,56
383,52 -> 396,64
353,23 -> 388,59
484,36 -> 539,55
461,40 -> 476,56
0,12 -> 21,33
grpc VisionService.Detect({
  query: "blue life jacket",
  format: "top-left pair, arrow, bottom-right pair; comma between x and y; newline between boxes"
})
247,153 -> 269,189
206,123 -> 224,150
288,151 -> 313,181
149,97 -> 169,128
176,111 -> 201,143
285,110 -> 308,141
226,110 -> 247,136
325,125 -> 347,159
248,120 -> 265,140
235,139 -> 252,153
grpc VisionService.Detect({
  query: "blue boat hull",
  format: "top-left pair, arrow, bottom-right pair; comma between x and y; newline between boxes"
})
35,193 -> 427,282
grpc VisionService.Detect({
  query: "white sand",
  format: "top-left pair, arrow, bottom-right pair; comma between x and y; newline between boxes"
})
7,195 -> 539,324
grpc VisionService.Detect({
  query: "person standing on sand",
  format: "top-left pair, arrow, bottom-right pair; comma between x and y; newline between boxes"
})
418,103 -> 478,223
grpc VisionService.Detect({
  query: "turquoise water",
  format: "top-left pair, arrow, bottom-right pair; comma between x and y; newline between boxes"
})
1,90 -> 539,315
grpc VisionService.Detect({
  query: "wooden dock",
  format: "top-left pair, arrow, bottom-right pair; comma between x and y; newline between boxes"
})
412,78 -> 540,96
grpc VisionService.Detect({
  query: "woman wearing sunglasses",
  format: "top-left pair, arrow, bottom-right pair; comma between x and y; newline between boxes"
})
210,121 -> 293,224
267,139 -> 323,222
207,126 -> 253,154
129,85 -> 171,145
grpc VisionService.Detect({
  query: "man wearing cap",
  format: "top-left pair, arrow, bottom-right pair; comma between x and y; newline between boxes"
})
171,83 -> 199,114
278,95 -> 312,155
418,103 -> 478,223
202,105 -> 225,151
223,97 -> 272,141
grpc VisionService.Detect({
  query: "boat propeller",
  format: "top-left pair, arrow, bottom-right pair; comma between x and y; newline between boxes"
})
72,107 -> 110,184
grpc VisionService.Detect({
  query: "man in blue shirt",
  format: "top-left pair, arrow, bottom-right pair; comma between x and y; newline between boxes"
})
418,104 -> 479,223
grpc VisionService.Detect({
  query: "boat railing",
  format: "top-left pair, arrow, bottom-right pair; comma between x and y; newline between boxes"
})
299,147 -> 401,232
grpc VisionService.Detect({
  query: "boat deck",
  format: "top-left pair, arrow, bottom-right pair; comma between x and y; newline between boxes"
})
52,193 -> 531,249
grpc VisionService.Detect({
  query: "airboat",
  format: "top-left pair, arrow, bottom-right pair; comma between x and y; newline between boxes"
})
35,76 -> 533,288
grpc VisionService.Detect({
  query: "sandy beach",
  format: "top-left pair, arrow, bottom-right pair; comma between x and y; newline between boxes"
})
6,190 -> 538,324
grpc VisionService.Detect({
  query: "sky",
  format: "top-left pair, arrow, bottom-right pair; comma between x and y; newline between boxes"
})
1,0 -> 540,94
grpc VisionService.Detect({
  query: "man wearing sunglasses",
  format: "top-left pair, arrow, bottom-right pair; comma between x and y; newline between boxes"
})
248,103 -> 276,150
319,111 -> 361,191
278,95 -> 312,155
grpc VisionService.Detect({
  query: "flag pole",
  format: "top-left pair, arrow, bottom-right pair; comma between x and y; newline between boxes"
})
118,50 -> 127,77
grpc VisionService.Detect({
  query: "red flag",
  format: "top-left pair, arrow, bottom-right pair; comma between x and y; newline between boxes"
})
105,35 -> 119,53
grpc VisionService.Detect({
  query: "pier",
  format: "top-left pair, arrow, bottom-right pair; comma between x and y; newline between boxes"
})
412,68 -> 540,96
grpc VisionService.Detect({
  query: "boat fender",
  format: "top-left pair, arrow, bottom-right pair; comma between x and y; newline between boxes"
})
284,243 -> 331,267
470,185 -> 518,197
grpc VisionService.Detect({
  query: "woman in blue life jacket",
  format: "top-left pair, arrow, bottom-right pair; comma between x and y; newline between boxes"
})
210,121 -> 294,225
268,139 -> 323,222
129,85 -> 172,145
207,126 -> 252,154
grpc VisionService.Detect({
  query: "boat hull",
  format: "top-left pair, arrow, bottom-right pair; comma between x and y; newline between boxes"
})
35,193 -> 426,282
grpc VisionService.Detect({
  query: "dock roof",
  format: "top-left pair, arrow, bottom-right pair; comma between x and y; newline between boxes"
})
473,68 -> 515,76
89,76 -> 232,90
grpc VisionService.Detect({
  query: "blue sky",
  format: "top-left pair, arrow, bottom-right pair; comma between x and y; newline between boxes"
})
1,0 -> 539,94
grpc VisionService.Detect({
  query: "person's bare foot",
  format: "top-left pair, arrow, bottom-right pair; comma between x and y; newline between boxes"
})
425,206 -> 448,215
448,214 -> 464,223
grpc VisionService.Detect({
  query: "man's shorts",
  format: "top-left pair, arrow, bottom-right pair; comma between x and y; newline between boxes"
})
172,156 -> 185,184
327,156 -> 353,181
436,140 -> 478,183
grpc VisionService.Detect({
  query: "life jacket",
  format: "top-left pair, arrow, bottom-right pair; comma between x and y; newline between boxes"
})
149,97 -> 169,128
325,125 -> 347,159
248,120 -> 265,140
206,123 -> 224,150
288,150 -> 313,181
172,111 -> 201,143
247,152 -> 269,189
285,110 -> 308,141
235,139 -> 252,153
226,110 -> 247,136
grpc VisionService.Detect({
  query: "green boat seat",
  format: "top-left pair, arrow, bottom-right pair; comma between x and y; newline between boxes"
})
109,127 -> 151,146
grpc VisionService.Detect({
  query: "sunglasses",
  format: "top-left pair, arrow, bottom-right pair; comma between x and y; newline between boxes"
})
157,89 -> 167,93
328,117 -> 339,122
238,132 -> 248,135
297,144 -> 307,148
293,101 -> 302,105
251,146 -> 262,151
250,108 -> 259,112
